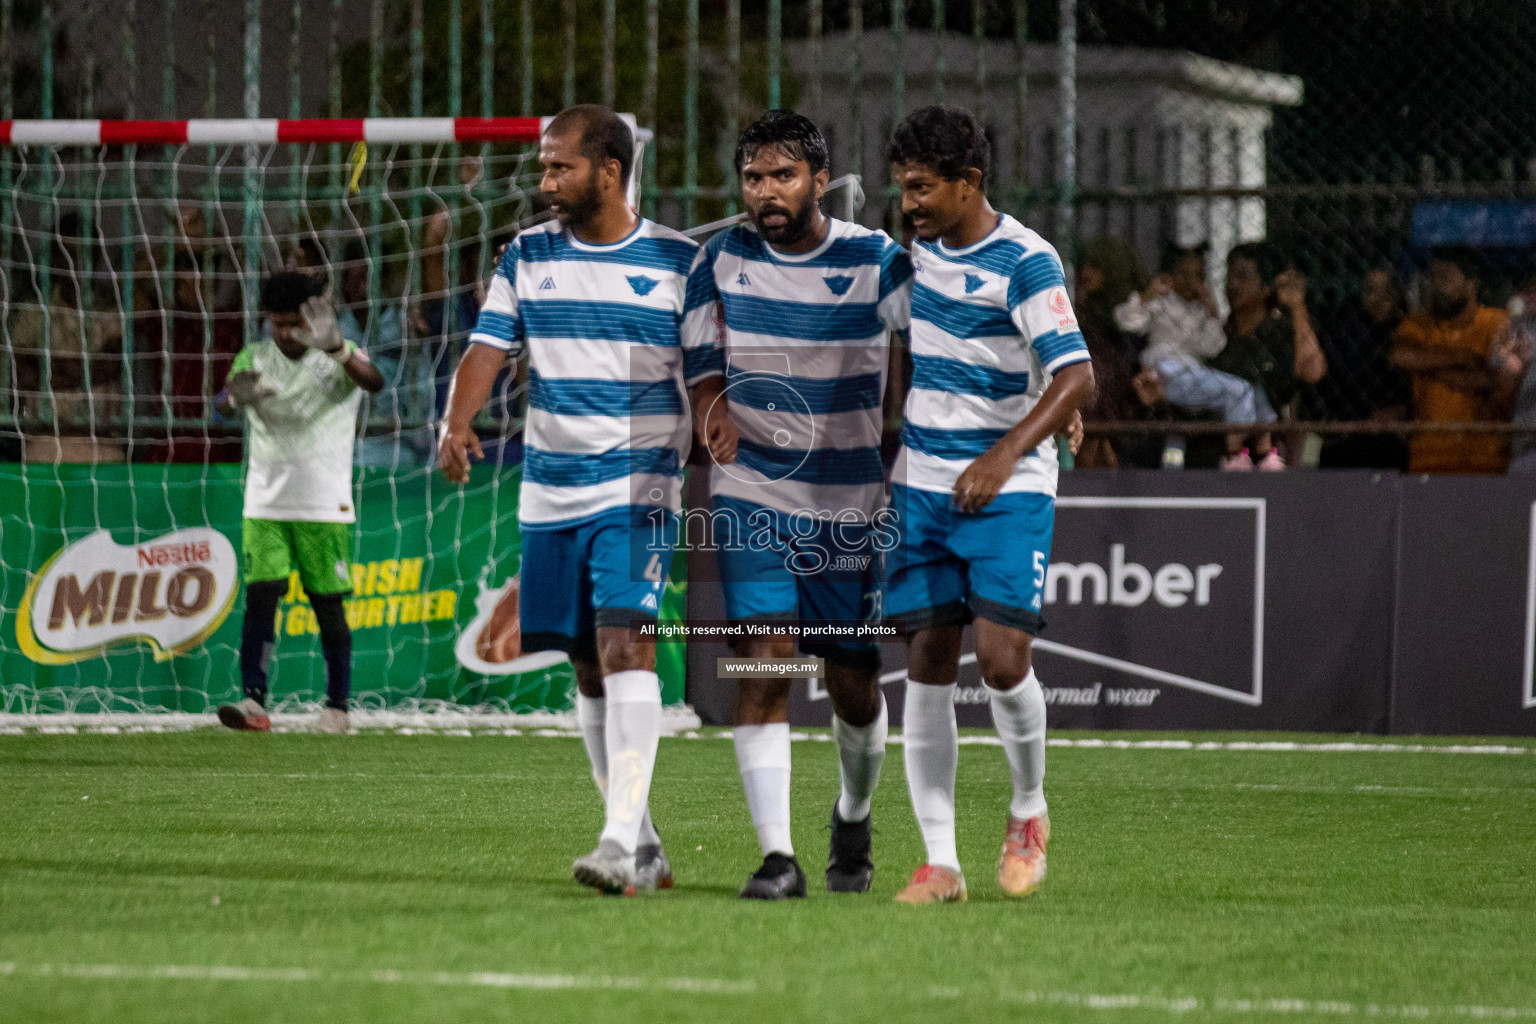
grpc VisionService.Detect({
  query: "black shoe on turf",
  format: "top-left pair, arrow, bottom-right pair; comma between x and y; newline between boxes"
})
826,803 -> 874,893
739,852 -> 807,901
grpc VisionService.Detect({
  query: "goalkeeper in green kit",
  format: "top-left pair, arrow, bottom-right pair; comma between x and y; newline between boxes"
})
214,272 -> 384,734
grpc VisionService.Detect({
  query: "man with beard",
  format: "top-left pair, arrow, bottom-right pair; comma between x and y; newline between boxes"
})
439,106 -> 730,895
687,110 -> 913,899
884,106 -> 1094,904
1391,246 -> 1509,474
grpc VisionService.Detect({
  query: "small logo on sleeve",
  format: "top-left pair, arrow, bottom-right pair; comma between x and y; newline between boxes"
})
626,275 -> 659,296
1048,286 -> 1078,329
823,275 -> 854,296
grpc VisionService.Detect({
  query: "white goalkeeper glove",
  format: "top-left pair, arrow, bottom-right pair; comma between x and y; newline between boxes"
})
296,290 -> 354,364
226,369 -> 277,411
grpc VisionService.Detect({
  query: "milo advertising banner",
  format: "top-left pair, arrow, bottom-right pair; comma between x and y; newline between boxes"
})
0,464 -> 686,714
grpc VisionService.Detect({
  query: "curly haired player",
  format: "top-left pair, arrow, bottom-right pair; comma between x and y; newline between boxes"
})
883,106 -> 1095,903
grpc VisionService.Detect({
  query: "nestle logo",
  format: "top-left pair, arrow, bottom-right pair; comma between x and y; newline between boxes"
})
138,541 -> 213,568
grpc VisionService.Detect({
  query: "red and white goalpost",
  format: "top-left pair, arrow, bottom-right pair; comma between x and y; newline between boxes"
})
0,115 -> 654,722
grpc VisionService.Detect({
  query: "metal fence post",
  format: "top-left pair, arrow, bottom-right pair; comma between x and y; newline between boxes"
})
519,0 -> 532,117
807,0 -> 821,123
1013,0 -> 1027,214
768,0 -> 782,111
1057,0 -> 1076,287
849,0 -> 862,184
684,0 -> 699,227
723,0 -> 739,216
244,0 -> 262,345
935,0 -> 947,105
642,0 -> 658,219
562,0 -> 576,110
603,0 -> 616,109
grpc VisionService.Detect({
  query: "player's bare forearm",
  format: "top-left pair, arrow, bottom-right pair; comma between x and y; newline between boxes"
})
998,361 -> 1096,462
952,361 -> 1095,513
438,342 -> 505,483
1290,308 -> 1328,384
342,348 -> 386,393
690,374 -> 737,464
444,343 -> 506,431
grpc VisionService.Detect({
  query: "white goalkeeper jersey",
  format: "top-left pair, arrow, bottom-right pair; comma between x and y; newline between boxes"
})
231,341 -> 363,523
689,218 -> 911,519
467,218 -> 716,529
895,214 -> 1091,500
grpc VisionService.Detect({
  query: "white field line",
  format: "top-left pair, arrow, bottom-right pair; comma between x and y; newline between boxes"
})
0,714 -> 1529,755
926,984 -> 1536,1019
0,707 -> 702,736
0,960 -> 754,996
0,962 -> 1528,1018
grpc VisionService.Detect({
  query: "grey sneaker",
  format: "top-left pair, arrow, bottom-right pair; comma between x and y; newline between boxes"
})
217,697 -> 271,732
572,839 -> 637,896
635,843 -> 674,891
316,707 -> 349,734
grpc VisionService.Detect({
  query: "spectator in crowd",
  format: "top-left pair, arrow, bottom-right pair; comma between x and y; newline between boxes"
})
1074,238 -> 1148,468
1492,259 -> 1536,475
1390,245 -> 1509,475
283,236 -> 329,279
1215,242 -> 1328,470
420,208 -> 520,469
139,203 -> 245,463
9,214 -> 126,463
332,241 -> 430,467
1115,242 -> 1281,470
1310,265 -> 1410,469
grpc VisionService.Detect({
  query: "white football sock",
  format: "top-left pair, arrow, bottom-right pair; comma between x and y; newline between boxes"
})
902,680 -> 960,873
733,722 -> 793,857
989,670 -> 1048,821
575,692 -> 661,848
596,671 -> 662,855
832,694 -> 888,823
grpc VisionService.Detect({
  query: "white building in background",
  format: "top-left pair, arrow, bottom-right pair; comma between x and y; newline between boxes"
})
779,32 -> 1302,299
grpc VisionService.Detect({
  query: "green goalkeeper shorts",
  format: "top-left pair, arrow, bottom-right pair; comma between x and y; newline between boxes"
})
242,518 -> 354,595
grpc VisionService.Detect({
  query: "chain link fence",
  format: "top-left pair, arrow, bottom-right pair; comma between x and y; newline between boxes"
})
3,0 -> 1533,472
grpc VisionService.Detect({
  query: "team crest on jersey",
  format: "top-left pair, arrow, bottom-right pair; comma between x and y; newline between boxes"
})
823,275 -> 854,296
964,273 -> 985,294
539,277 -> 556,290
626,275 -> 659,296
1048,285 -> 1078,329
737,272 -> 751,287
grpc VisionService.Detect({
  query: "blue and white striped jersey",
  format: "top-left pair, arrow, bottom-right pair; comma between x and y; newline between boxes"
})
691,217 -> 912,518
896,214 -> 1090,499
467,218 -> 718,528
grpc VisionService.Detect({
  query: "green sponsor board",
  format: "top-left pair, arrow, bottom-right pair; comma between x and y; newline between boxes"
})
0,463 -> 686,713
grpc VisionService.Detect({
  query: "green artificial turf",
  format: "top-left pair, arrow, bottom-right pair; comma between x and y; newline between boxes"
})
1,729 -> 1532,1023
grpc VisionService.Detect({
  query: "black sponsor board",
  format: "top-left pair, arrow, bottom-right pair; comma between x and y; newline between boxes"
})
1389,474 -> 1536,736
686,469 -> 1536,736
783,471 -> 1396,732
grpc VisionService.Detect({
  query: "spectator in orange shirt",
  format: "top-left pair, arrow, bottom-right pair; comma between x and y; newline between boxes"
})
1390,246 -> 1509,474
